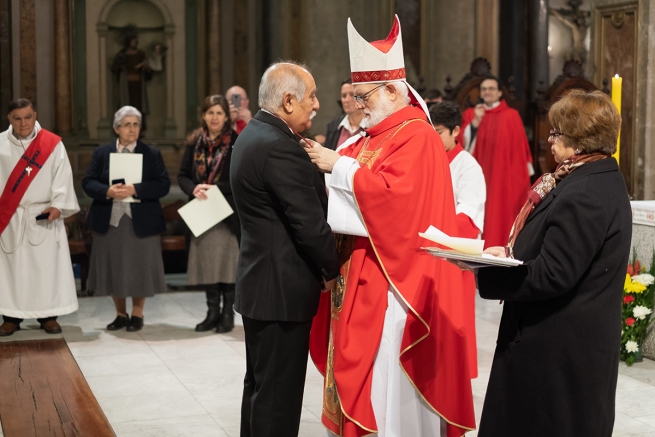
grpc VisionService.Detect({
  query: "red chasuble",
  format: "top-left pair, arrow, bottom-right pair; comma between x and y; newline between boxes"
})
446,144 -> 479,379
0,129 -> 61,235
459,100 -> 532,247
310,105 -> 475,437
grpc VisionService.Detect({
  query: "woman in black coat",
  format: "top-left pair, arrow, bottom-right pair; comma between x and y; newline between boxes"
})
83,106 -> 171,332
178,95 -> 240,333
475,90 -> 632,437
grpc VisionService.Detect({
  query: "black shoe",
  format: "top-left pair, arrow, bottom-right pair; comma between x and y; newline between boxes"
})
127,315 -> 144,332
107,314 -> 130,331
216,287 -> 235,333
195,308 -> 221,332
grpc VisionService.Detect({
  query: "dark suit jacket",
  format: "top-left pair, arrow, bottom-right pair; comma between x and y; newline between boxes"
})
230,110 -> 340,322
324,113 -> 346,151
82,141 -> 171,238
177,130 -> 241,243
476,158 -> 632,437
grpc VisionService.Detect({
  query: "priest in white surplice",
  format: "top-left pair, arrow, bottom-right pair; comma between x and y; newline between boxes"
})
430,100 -> 486,380
307,17 -> 475,437
0,99 -> 79,336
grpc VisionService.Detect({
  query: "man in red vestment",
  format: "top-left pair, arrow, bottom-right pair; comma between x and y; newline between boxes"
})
306,16 -> 475,437
458,77 -> 533,248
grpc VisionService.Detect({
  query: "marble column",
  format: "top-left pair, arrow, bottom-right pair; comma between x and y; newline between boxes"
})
206,0 -> 221,95
0,0 -> 12,131
164,24 -> 177,139
19,0 -> 36,104
53,0 -> 71,136
475,0 -> 500,76
530,0 -> 549,100
96,22 -> 112,139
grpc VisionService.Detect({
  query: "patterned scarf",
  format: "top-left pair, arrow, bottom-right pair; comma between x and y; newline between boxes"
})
507,152 -> 610,256
192,128 -> 232,184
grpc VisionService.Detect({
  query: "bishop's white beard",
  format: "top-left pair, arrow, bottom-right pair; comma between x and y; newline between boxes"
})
362,91 -> 396,128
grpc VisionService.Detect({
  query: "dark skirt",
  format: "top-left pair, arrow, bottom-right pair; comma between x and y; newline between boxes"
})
187,222 -> 238,285
88,215 -> 166,298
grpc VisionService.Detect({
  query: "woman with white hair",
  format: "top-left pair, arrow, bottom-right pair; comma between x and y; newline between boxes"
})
83,106 -> 170,332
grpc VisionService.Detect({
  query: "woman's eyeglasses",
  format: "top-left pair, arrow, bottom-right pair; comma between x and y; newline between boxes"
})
549,129 -> 564,140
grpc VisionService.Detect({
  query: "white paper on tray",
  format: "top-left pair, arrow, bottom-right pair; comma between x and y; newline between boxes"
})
109,153 -> 143,203
418,225 -> 484,255
178,185 -> 234,237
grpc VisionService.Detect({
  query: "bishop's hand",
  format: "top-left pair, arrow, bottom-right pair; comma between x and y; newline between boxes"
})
305,141 -> 341,173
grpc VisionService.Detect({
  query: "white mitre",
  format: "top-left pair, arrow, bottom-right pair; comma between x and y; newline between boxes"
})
347,15 -> 431,121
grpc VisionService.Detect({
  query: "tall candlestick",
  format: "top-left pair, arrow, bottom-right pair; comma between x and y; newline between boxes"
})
611,74 -> 622,164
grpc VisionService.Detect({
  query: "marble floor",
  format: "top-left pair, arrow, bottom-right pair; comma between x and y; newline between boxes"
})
1,291 -> 655,437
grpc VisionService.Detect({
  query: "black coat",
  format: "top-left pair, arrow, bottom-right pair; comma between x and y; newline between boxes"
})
82,141 -> 171,238
230,110 -> 340,322
177,130 -> 240,243
324,113 -> 346,151
477,158 -> 632,437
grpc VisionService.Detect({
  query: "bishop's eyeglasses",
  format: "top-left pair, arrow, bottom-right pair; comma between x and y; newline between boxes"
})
353,83 -> 387,106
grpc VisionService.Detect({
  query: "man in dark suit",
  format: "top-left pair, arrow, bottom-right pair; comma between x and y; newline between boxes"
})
230,62 -> 340,437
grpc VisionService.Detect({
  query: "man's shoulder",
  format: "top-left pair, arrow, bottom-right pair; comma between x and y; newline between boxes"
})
452,150 -> 483,173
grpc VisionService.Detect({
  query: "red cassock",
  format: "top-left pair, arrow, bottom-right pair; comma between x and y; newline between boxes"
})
310,105 -> 476,437
446,145 -> 480,380
459,100 -> 532,248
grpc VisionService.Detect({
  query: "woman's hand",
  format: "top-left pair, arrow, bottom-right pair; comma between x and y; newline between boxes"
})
107,183 -> 132,200
193,184 -> 213,200
483,246 -> 507,258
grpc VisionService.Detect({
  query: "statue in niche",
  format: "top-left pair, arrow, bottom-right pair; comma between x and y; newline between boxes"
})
146,42 -> 167,72
549,0 -> 591,64
111,25 -> 153,130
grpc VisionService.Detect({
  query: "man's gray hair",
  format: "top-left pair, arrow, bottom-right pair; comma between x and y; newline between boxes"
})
113,106 -> 142,129
258,61 -> 310,112
386,80 -> 411,105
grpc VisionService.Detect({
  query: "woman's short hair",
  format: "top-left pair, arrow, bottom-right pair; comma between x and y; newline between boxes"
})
258,61 -> 310,112
548,90 -> 621,154
113,106 -> 142,129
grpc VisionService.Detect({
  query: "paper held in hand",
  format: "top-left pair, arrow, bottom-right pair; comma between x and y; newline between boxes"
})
178,185 -> 234,237
419,225 -> 523,268
109,153 -> 143,203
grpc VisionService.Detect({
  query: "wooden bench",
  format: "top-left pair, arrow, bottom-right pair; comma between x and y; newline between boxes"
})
0,339 -> 115,436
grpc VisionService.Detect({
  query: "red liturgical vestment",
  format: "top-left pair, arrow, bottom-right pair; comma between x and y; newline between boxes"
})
310,105 -> 475,437
460,100 -> 532,247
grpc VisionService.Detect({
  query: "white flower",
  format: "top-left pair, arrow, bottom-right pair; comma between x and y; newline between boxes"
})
633,306 -> 653,320
625,341 -> 640,353
631,273 -> 655,286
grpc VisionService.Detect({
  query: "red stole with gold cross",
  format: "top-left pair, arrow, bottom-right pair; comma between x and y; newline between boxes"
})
0,129 -> 61,235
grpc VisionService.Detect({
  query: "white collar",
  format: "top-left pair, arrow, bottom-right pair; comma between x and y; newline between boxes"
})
116,139 -> 137,153
338,114 -> 365,134
8,121 -> 40,146
484,101 -> 502,110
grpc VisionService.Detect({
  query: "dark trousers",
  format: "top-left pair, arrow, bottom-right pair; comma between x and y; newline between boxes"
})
3,316 -> 57,324
240,316 -> 312,437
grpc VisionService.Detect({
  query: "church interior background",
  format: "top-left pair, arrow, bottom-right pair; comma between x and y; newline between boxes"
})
2,1 -> 655,436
